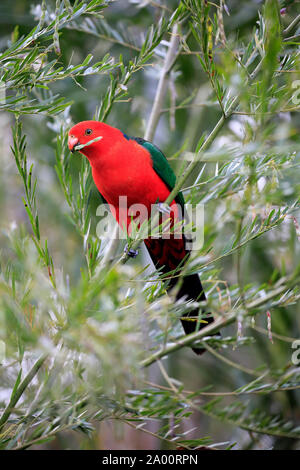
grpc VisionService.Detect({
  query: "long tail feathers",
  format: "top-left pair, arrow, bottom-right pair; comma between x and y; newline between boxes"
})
144,236 -> 216,355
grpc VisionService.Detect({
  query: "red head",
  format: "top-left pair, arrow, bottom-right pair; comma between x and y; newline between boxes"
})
68,120 -> 124,162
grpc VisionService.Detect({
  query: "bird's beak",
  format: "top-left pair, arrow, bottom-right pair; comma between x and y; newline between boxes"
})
68,135 -> 80,153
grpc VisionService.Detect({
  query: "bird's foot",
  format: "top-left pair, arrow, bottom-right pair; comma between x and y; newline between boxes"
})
157,202 -> 171,214
124,243 -> 139,258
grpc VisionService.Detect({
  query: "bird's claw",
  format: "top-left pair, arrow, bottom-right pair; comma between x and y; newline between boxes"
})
157,203 -> 171,214
124,243 -> 139,258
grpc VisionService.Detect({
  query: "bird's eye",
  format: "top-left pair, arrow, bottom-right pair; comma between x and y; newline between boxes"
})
85,128 -> 93,136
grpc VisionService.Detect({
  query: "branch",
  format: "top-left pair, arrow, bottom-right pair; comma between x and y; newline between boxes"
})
144,23 -> 180,141
140,275 -> 299,367
283,13 -> 300,35
0,355 -> 47,433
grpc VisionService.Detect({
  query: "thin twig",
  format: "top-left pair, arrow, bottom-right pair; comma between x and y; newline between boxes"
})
283,14 -> 300,35
144,24 -> 180,141
284,34 -> 300,42
250,324 -> 297,343
203,342 -> 264,377
0,355 -> 47,433
144,380 -> 300,397
123,417 -> 191,450
140,275 -> 299,367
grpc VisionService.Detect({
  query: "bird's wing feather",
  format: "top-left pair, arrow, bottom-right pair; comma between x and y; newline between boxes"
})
130,136 -> 185,210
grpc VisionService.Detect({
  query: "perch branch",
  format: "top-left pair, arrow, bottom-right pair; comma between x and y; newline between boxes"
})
140,275 -> 299,367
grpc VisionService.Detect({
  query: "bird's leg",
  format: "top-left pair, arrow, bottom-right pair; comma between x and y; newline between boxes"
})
124,243 -> 139,258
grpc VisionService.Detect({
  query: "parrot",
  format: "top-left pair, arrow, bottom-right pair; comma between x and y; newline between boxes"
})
68,120 -> 216,354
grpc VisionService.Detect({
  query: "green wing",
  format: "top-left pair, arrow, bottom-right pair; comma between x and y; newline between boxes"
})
131,137 -> 185,210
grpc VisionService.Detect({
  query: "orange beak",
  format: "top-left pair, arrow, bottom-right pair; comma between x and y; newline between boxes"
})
68,135 -> 79,153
